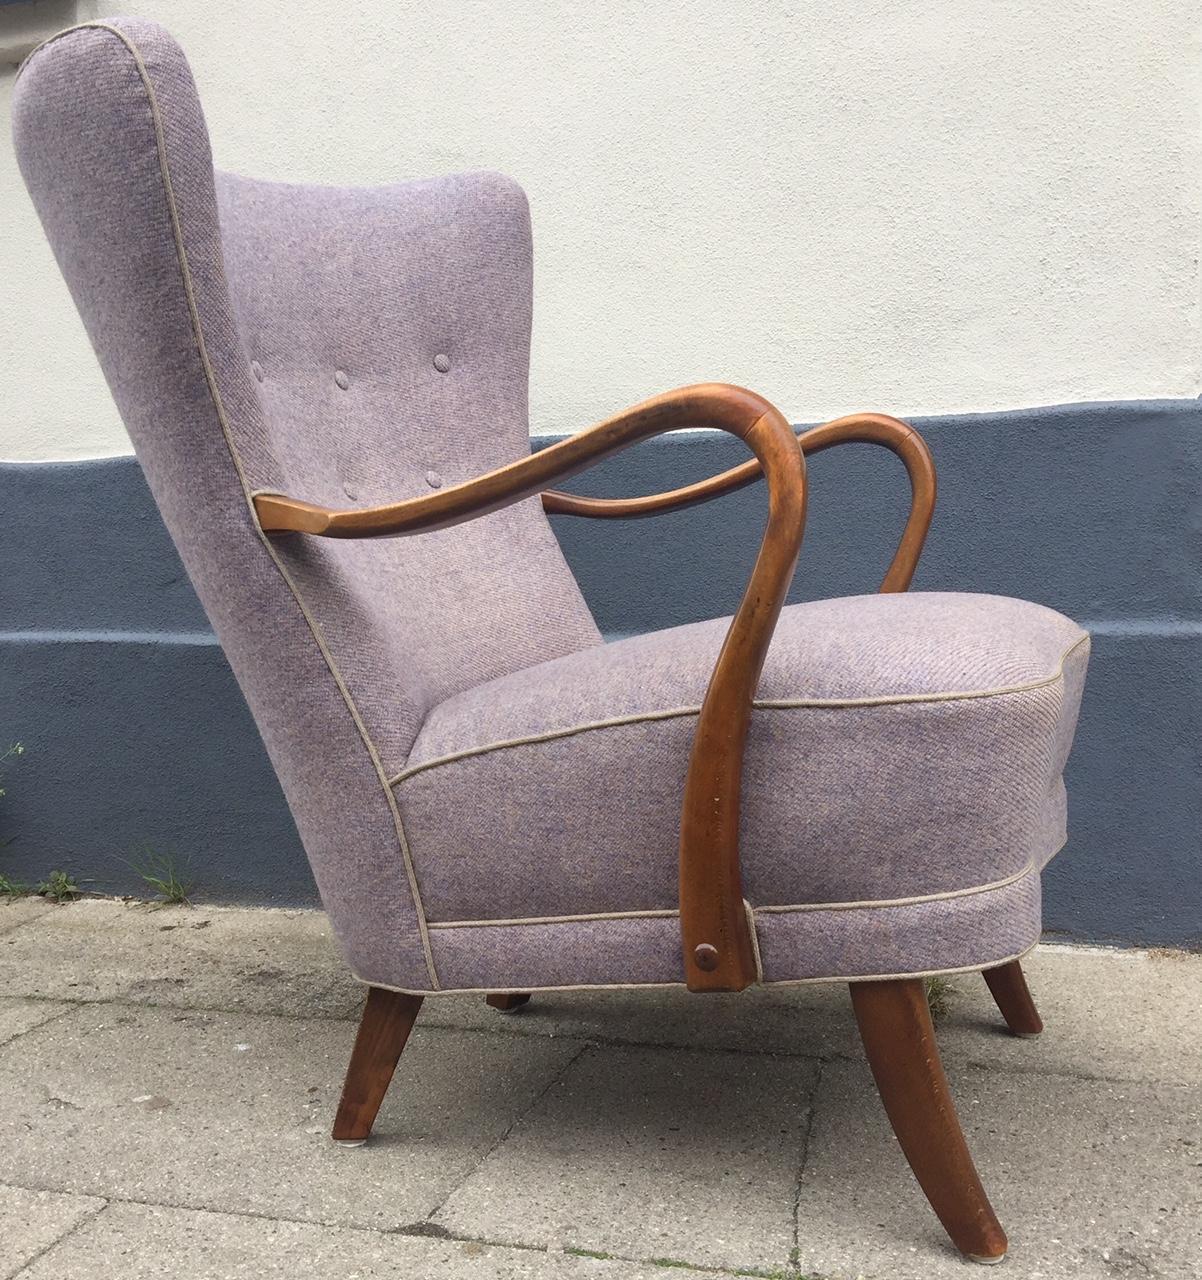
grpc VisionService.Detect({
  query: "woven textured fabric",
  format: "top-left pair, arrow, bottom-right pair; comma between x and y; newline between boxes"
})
12,18 -> 597,991
215,172 -> 601,769
398,593 -> 1089,930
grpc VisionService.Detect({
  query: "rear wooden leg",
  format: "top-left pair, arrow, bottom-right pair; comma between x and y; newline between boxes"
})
983,959 -> 1043,1037
332,987 -> 423,1145
850,978 -> 1007,1264
485,993 -> 531,1013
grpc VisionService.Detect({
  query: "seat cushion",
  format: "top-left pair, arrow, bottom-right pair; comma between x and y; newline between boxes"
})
394,593 -> 1089,988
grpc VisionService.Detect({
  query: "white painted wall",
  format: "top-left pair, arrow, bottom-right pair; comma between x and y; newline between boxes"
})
1,0 -> 1199,460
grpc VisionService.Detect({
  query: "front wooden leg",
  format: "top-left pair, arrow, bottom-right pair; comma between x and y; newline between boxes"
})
850,978 -> 1007,1263
983,959 -> 1043,1037
332,986 -> 423,1145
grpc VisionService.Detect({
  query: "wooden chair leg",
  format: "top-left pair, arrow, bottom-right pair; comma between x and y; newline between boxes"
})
332,986 -> 423,1145
485,993 -> 531,1012
850,978 -> 1008,1264
983,959 -> 1043,1037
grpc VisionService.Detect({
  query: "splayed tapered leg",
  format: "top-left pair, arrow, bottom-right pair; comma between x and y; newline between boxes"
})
850,977 -> 1008,1263
983,959 -> 1043,1037
332,986 -> 423,1144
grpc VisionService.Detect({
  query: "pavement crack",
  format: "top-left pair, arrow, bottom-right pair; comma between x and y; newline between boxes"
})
7,1194 -> 108,1276
416,1037 -> 591,1231
390,1221 -> 806,1280
0,1002 -> 85,1054
0,1178 -> 444,1242
790,1058 -> 824,1275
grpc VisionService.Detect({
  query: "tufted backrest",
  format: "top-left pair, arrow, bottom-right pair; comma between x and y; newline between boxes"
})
12,18 -> 600,987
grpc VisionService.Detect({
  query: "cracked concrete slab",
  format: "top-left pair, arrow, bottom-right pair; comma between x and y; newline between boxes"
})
435,1042 -> 817,1274
0,1183 -> 105,1280
794,1056 -> 1202,1280
15,1202 -> 677,1279
0,1004 -> 583,1231
0,998 -> 70,1049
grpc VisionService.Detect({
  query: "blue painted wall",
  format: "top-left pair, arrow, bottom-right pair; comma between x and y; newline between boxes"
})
2,398 -> 1199,945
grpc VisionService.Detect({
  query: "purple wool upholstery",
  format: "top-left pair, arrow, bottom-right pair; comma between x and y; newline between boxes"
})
13,19 -> 1089,994
399,592 -> 1087,921
401,593 -> 1087,983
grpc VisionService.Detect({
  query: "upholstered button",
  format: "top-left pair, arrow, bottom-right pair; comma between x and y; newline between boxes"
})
433,353 -> 451,373
250,361 -> 264,382
425,470 -> 443,489
343,483 -> 358,501
334,370 -> 350,390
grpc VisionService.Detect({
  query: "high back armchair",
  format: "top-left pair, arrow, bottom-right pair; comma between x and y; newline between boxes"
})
13,18 -> 1089,1264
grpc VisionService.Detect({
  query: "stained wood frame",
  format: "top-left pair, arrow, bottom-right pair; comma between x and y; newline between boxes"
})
544,409 -> 935,594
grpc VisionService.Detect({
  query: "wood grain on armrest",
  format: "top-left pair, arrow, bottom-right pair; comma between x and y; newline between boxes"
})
543,411 -> 935,593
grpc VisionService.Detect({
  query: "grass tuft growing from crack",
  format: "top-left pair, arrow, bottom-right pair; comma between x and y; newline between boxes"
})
648,1256 -> 812,1278
128,845 -> 193,906
924,975 -> 956,1024
0,873 -> 31,899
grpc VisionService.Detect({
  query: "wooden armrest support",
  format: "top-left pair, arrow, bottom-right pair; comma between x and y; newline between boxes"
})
253,384 -> 807,992
543,412 -> 936,592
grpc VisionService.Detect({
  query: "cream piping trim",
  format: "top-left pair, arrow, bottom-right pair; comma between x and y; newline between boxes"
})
754,858 -> 1035,913
389,633 -> 1090,787
22,24 -> 439,988
352,940 -> 1039,997
745,898 -> 764,984
430,907 -> 678,929
423,858 -> 1038,930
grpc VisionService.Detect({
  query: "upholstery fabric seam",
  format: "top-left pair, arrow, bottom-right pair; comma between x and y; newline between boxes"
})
34,22 -> 439,988
390,632 -> 1090,787
422,857 -> 1040,929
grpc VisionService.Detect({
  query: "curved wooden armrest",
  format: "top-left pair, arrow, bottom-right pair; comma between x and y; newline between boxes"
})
254,383 -> 807,992
543,412 -> 936,592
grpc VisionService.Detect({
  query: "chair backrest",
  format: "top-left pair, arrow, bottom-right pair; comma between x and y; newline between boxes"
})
12,17 -> 600,987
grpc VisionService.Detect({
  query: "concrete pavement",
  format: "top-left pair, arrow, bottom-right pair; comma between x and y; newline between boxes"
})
1,898 -> 1198,1279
